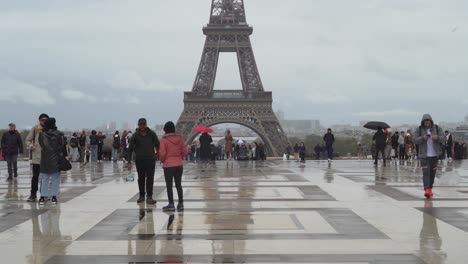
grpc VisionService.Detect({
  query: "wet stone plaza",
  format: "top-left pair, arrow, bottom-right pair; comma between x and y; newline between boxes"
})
1,160 -> 468,264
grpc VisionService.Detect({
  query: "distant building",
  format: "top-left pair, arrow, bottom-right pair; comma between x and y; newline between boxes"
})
465,115 -> 468,125
281,120 -> 321,136
453,126 -> 468,143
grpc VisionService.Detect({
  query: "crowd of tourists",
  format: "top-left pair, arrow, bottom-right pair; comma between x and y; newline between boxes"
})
1,113 -> 467,203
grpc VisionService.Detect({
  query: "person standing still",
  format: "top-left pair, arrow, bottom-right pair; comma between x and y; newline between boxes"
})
112,131 -> 121,162
445,130 -> 453,160
97,131 -> 106,163
25,114 -> 48,202
286,143 -> 292,160
159,122 -> 188,212
373,127 -> 387,167
121,130 -> 128,163
127,118 -> 160,204
78,131 -> 87,163
225,130 -> 233,160
1,123 -> 23,180
414,114 -> 444,199
69,133 -> 79,162
323,128 -> 335,163
293,143 -> 299,160
89,130 -> 99,162
38,118 -> 64,206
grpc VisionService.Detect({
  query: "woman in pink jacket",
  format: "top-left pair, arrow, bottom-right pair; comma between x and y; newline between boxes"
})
159,122 -> 188,211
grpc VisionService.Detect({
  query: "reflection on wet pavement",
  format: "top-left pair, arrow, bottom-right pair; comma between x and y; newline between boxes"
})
1,159 -> 468,263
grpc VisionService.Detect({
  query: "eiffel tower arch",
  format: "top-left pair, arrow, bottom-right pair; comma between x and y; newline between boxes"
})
176,0 -> 289,157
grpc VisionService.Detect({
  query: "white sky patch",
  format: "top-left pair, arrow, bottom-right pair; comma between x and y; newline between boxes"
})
0,76 -> 55,105
126,95 -> 140,104
61,89 -> 96,102
306,92 -> 350,104
354,109 -> 421,117
107,71 -> 177,92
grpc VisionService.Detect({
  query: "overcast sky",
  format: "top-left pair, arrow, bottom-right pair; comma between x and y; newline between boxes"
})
0,0 -> 467,129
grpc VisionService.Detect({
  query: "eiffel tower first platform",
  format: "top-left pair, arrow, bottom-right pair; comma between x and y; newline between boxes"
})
176,0 -> 289,157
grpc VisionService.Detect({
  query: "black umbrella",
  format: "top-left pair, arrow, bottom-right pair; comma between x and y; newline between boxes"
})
363,121 -> 390,130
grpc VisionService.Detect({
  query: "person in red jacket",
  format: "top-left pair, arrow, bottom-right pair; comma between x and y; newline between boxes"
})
159,121 -> 188,211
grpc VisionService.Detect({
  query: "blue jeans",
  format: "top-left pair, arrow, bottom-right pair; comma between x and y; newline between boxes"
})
90,145 -> 98,161
40,172 -> 60,197
4,154 -> 18,177
113,149 -> 119,161
71,147 -> 79,162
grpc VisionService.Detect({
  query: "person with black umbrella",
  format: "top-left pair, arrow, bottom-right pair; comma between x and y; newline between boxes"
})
373,127 -> 387,167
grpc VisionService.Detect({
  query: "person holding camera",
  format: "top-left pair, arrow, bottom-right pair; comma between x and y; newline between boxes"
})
414,114 -> 444,199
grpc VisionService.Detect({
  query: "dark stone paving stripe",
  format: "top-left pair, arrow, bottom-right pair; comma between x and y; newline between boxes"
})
417,207 -> 468,232
0,209 -> 48,232
45,254 -> 425,264
77,208 -> 387,241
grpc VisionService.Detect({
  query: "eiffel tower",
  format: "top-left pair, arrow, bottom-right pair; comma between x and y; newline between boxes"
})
176,0 -> 289,157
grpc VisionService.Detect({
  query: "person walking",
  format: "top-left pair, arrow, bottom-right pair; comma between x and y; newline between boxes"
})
314,144 -> 321,160
25,114 -> 48,202
445,130 -> 453,160
112,131 -> 121,162
159,122 -> 188,212
199,132 -> 213,163
1,123 -> 23,180
298,142 -> 306,162
121,130 -> 128,163
225,130 -> 233,160
127,118 -> 160,204
323,128 -> 335,163
38,118 -> 64,206
69,133 -> 79,162
414,114 -> 444,199
373,127 -> 387,167
97,131 -> 106,163
78,131 -> 87,163
385,131 -> 393,163
89,130 -> 98,162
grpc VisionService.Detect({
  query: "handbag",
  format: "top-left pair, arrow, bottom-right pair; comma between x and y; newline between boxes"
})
59,156 -> 72,171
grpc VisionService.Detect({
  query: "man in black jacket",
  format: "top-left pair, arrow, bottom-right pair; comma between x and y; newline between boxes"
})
323,128 -> 335,162
445,130 -> 453,160
373,127 -> 387,167
127,118 -> 160,204
1,123 -> 23,180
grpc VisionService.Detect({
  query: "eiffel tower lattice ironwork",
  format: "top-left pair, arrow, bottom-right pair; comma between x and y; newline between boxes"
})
176,0 -> 289,157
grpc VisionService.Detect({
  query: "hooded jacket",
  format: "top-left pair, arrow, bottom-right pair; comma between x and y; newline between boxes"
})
159,133 -> 188,168
39,128 -> 64,174
413,114 -> 444,158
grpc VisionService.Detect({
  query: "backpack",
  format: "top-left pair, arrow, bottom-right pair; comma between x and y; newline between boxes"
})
70,138 -> 78,148
113,136 -> 121,148
79,136 -> 86,146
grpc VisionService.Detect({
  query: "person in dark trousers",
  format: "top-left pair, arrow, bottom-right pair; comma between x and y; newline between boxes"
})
159,122 -> 188,212
78,131 -> 87,163
314,144 -> 321,160
25,114 -> 48,202
38,118 -> 64,206
298,142 -> 306,162
89,130 -> 98,162
121,130 -> 128,163
373,127 -> 387,167
258,143 -> 266,161
414,114 -> 444,199
445,130 -> 453,160
97,131 -> 106,163
112,131 -> 121,162
1,123 -> 23,180
127,118 -> 160,204
199,132 -> 213,163
323,128 -> 335,162
69,133 -> 79,162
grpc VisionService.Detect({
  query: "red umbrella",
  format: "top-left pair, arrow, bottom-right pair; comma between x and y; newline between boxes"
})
192,126 -> 213,133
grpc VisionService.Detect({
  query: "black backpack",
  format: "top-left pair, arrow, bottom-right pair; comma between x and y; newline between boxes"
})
90,135 -> 98,145
70,138 -> 78,148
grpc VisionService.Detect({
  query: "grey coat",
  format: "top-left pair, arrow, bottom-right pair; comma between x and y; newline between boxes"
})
413,114 -> 444,159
